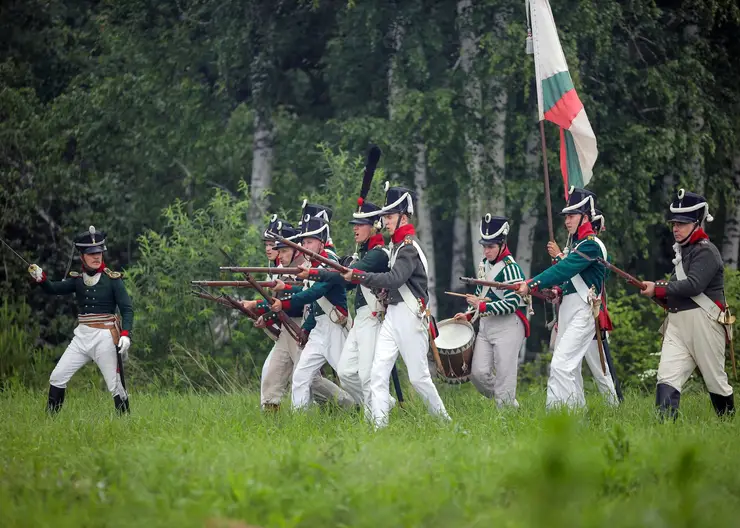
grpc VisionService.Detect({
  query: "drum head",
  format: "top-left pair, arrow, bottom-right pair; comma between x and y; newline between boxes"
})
434,319 -> 475,350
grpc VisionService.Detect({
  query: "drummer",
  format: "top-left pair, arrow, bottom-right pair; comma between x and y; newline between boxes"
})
455,215 -> 529,407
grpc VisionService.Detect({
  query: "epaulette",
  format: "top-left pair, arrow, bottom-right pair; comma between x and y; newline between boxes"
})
698,239 -> 709,246
586,235 -> 595,241
68,271 -> 80,278
403,235 -> 413,245
503,255 -> 515,266
103,268 -> 123,279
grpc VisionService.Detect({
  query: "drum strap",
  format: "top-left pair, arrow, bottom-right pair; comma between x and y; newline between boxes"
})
480,259 -> 507,301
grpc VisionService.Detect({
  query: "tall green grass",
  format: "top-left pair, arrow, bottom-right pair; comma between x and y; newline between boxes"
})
1,386 -> 738,528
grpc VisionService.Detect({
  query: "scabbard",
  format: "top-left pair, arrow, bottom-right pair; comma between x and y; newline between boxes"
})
601,334 -> 624,402
391,364 -> 404,406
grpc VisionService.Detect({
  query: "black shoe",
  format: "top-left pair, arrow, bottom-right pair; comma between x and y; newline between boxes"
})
709,393 -> 735,417
656,383 -> 680,421
114,395 -> 130,414
47,385 -> 65,414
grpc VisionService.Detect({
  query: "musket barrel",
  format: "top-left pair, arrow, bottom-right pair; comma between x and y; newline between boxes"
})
218,266 -> 303,274
266,231 -> 351,273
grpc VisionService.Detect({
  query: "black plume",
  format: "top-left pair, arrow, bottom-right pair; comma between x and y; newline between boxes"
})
360,145 -> 382,200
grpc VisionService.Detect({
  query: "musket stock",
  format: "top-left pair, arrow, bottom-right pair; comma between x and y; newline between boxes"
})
266,232 -> 351,274
191,291 -> 280,340
219,249 -> 307,347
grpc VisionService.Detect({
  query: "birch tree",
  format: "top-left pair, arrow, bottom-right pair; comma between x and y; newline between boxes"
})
722,153 -> 740,269
387,14 -> 439,315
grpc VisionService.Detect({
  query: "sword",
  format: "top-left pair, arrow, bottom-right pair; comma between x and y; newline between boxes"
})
601,335 -> 624,402
0,237 -> 30,267
115,345 -> 130,413
391,364 -> 404,407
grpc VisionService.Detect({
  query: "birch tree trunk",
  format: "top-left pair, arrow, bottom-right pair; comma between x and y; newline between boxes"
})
247,47 -> 275,226
449,194 -> 468,291
387,16 -> 438,316
516,127 -> 540,280
413,142 -> 439,316
457,0 -> 486,266
722,153 -> 740,269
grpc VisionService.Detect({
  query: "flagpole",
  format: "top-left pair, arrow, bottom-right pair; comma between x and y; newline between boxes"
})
539,120 -> 555,242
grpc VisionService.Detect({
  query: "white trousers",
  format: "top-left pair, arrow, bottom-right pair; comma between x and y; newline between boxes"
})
291,315 -> 353,409
260,317 -> 346,408
49,325 -> 126,398
575,338 -> 619,405
657,308 -> 733,396
546,294 -> 595,410
337,305 -> 380,415
470,314 -> 524,407
371,303 -> 450,428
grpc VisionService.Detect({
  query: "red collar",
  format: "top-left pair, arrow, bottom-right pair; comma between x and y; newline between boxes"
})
493,246 -> 511,263
574,222 -> 595,241
367,233 -> 385,250
686,227 -> 709,245
311,250 -> 329,267
392,224 -> 416,244
82,261 -> 106,274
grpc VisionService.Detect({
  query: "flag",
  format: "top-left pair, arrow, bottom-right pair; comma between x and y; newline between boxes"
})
528,0 -> 597,194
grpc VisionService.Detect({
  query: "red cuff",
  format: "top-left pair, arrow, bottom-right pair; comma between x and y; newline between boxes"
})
478,301 -> 488,313
308,269 -> 320,278
280,300 -> 291,311
335,306 -> 348,316
120,330 -> 129,337
254,304 -> 268,316
350,269 -> 366,285
465,312 -> 473,322
654,280 -> 669,299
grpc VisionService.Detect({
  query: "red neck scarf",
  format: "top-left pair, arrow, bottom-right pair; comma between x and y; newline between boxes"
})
367,233 -> 385,249
311,250 -> 329,267
685,227 -> 709,245
392,223 -> 416,244
574,222 -> 595,242
493,246 -> 511,264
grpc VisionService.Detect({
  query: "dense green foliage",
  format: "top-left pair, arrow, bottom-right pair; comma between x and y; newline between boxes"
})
1,389 -> 739,527
2,0 -> 740,388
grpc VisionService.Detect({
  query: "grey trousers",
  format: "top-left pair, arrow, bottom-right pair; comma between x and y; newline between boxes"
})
470,313 -> 525,407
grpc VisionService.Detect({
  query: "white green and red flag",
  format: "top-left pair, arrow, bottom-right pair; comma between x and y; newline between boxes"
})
528,0 -> 597,194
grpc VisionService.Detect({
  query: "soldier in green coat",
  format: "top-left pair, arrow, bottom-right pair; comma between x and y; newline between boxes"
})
516,188 -> 607,410
28,227 -> 133,414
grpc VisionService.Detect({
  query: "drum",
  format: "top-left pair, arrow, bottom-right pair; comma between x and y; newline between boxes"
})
432,318 -> 476,384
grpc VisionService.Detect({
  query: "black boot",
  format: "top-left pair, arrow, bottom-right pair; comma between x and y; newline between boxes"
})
709,393 -> 735,417
47,385 -> 65,414
656,383 -> 680,421
114,395 -> 130,415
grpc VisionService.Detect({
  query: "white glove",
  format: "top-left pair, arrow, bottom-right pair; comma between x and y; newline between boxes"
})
118,336 -> 131,361
28,264 -> 44,283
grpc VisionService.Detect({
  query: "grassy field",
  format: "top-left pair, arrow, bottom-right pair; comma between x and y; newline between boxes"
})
1,384 -> 739,528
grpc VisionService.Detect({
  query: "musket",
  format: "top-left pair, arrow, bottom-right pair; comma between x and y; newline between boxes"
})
219,249 -> 307,347
219,266 -> 306,275
266,232 -> 351,274
459,277 -> 559,303
191,280 -> 303,288
191,290 -> 281,340
572,249 -> 668,309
